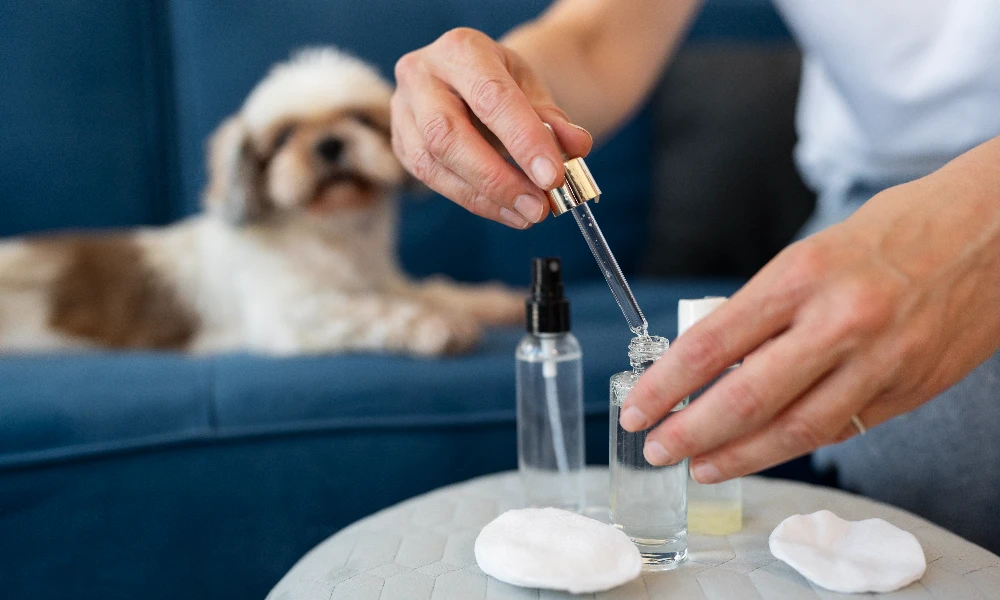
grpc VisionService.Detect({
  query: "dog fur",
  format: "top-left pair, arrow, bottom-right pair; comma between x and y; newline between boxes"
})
0,48 -> 523,356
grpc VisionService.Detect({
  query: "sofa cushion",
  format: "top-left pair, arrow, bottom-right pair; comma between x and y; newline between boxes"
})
0,280 -> 740,471
0,355 -> 214,467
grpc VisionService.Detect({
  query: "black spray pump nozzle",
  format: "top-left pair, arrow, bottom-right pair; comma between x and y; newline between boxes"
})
526,257 -> 570,334
531,257 -> 564,300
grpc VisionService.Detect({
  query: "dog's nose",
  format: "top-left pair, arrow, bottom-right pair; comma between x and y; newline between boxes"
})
316,137 -> 345,162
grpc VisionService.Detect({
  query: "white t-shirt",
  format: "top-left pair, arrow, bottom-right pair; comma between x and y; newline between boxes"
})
771,0 -> 1000,201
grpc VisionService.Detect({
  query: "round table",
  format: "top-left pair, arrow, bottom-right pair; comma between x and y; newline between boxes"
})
267,469 -> 1000,599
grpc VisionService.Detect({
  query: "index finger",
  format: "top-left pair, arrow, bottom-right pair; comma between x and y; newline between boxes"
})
429,42 -> 566,190
641,322 -> 840,466
620,277 -> 798,433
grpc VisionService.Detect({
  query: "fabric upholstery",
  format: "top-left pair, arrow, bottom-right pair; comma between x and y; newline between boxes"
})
0,0 -> 174,236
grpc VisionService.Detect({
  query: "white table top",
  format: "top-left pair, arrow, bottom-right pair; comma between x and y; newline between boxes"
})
268,469 -> 1000,599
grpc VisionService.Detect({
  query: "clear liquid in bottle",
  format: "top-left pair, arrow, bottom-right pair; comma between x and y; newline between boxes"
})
517,333 -> 585,511
609,335 -> 688,570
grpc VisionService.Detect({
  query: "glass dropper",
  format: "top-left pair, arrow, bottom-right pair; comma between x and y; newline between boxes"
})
542,124 -> 649,336
570,202 -> 648,336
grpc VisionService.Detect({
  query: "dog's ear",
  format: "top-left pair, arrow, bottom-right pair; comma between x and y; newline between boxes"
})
204,115 -> 270,225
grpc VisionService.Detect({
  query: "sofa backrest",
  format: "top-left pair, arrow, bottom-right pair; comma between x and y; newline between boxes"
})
0,2 -> 176,234
0,0 -> 788,285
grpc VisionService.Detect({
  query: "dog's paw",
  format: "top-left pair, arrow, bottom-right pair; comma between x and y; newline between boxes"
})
409,311 -> 482,356
463,284 -> 526,326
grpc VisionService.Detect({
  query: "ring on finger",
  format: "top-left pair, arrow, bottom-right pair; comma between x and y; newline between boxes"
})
850,414 -> 867,435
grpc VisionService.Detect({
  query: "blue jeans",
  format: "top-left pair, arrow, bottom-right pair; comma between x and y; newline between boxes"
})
802,181 -> 1000,553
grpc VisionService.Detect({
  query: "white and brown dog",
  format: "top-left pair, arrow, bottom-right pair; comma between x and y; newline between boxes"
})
0,48 -> 522,355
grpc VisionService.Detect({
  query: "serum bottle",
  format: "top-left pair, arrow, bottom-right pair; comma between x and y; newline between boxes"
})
516,257 -> 585,511
610,335 -> 688,570
680,297 -> 743,535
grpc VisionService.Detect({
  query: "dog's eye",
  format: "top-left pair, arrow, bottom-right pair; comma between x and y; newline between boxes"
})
351,111 -> 389,136
272,125 -> 296,151
355,113 -> 376,128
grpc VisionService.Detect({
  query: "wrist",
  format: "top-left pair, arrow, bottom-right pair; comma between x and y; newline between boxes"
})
850,163 -> 1000,287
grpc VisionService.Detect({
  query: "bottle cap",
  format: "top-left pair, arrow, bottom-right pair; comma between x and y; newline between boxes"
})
526,257 -> 570,334
546,156 -> 601,216
678,296 -> 727,337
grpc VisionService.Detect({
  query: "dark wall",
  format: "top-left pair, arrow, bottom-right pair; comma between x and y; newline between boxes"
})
644,45 -> 815,278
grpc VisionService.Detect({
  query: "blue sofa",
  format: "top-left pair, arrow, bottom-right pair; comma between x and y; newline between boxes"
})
0,1 -> 797,598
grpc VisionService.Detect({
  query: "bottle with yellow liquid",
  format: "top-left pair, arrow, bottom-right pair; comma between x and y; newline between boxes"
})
679,297 -> 743,536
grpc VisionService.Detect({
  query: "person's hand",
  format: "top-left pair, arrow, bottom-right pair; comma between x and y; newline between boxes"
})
619,174 -> 1000,483
392,28 -> 592,229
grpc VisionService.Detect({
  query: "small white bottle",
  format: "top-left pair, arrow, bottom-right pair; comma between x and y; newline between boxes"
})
679,297 -> 743,536
516,257 -> 585,511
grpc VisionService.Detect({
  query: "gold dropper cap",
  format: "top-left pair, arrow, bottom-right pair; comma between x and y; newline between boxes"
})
543,123 -> 602,216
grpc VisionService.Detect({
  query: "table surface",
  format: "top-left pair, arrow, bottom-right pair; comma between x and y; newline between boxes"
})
267,469 -> 1000,600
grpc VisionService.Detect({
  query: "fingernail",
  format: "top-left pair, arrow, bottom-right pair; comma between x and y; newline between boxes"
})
513,194 -> 546,223
619,406 -> 649,431
499,207 -> 530,229
567,122 -> 593,140
690,460 -> 723,484
530,156 -> 557,188
643,441 -> 673,466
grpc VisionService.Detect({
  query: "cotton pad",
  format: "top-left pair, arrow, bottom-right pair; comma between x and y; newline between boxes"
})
769,510 -> 926,593
475,508 -> 642,594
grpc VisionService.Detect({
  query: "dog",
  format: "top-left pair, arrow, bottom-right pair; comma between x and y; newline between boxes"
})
0,48 -> 523,356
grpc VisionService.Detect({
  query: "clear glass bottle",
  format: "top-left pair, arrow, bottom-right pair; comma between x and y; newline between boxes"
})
516,258 -> 585,512
610,335 -> 688,570
679,297 -> 743,536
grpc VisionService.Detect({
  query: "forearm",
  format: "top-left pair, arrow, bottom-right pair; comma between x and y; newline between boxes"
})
501,0 -> 702,139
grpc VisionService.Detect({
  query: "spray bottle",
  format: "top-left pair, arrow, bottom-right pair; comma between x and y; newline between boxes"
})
516,257 -> 585,511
